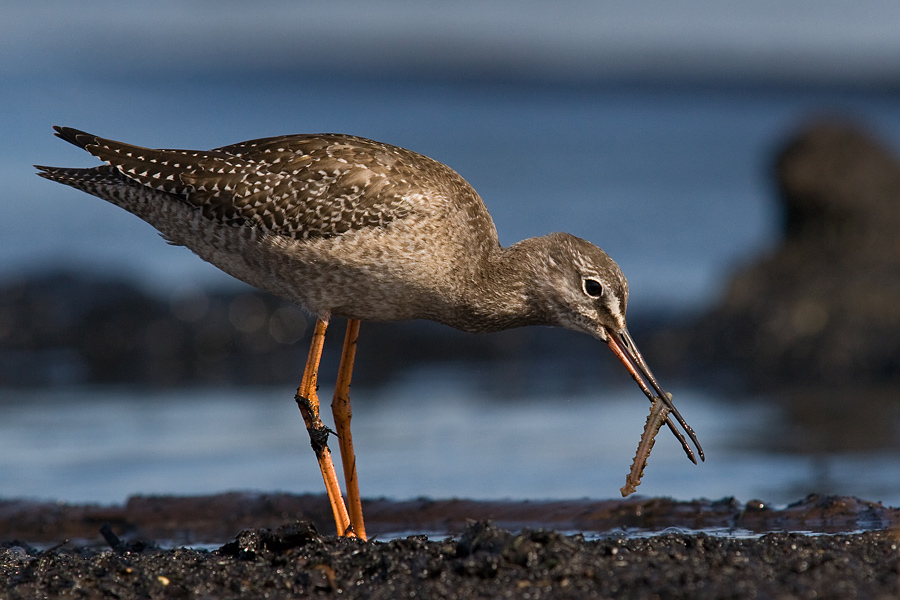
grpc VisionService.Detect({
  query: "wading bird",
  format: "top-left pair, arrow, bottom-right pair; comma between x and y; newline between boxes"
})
38,127 -> 703,540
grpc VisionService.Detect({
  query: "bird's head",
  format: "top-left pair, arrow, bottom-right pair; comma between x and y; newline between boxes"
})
534,232 -> 629,341
534,232 -> 704,463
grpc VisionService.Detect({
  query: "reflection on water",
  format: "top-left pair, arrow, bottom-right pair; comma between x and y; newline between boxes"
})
2,366 -> 899,508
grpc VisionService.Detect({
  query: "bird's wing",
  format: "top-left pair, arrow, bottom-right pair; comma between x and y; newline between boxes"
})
52,128 -> 445,239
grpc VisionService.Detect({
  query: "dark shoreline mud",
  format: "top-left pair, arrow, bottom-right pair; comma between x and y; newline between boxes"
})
4,523 -> 899,600
3,493 -> 899,546
2,494 -> 899,599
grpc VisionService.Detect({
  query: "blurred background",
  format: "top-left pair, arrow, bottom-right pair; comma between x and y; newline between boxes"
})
2,1 -> 899,507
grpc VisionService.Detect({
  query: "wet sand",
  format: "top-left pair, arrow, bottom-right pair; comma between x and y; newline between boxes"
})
2,493 -> 899,598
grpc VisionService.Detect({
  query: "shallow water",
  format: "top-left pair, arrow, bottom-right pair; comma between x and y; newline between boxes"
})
3,367 -> 899,508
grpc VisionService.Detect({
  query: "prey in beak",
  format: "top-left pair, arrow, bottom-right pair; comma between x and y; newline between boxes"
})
605,327 -> 704,464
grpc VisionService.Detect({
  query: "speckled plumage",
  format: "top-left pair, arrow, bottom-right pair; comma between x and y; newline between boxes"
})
37,125 -> 704,479
36,127 -> 630,338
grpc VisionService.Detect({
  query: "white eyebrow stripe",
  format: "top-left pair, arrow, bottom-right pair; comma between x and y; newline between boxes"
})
606,290 -> 625,328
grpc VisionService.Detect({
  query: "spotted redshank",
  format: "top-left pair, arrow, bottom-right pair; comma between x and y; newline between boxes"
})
37,127 -> 703,540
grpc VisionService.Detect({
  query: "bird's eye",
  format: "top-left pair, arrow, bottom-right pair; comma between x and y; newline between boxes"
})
583,278 -> 603,298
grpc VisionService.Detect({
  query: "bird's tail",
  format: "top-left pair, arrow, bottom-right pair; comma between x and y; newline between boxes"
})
36,126 -> 126,192
35,164 -> 127,193
51,126 -> 101,151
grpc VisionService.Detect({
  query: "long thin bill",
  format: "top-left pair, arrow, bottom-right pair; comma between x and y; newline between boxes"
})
606,328 -> 705,463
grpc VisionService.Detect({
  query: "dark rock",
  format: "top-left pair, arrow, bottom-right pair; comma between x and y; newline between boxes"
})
694,121 -> 900,389
2,516 -> 899,599
0,271 -> 310,386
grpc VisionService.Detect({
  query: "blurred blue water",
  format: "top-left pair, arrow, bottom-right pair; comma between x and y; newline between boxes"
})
8,75 -> 900,313
3,373 -> 899,507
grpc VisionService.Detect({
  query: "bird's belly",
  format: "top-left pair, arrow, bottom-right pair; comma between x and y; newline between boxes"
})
174,219 -> 463,323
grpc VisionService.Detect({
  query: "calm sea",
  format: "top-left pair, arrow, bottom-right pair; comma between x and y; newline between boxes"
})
5,372 -> 900,507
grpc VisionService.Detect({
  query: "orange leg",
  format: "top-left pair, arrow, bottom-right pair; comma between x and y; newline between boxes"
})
332,318 -> 367,541
294,318 -> 353,537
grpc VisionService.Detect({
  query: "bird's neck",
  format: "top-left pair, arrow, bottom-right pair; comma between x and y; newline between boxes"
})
445,236 -> 555,333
